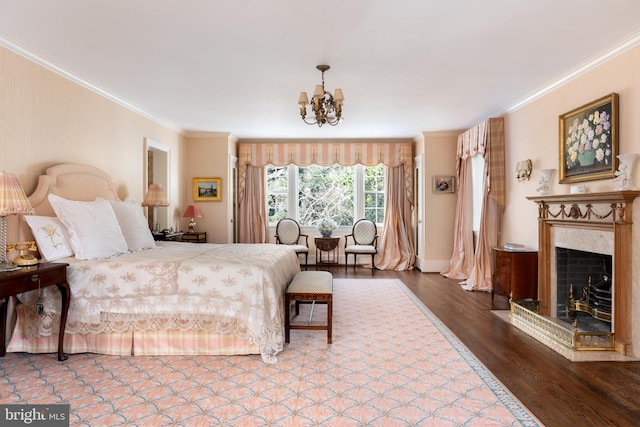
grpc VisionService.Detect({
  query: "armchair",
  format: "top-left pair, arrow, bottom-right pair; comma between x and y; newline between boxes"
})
344,219 -> 378,272
275,218 -> 309,269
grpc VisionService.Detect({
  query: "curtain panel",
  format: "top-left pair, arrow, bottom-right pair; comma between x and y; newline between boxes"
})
375,164 -> 416,270
441,118 -> 505,290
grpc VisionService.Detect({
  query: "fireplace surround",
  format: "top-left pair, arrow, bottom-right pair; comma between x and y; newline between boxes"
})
525,191 -> 640,355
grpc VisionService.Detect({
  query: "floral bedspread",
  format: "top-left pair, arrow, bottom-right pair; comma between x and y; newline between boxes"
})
19,242 -> 300,363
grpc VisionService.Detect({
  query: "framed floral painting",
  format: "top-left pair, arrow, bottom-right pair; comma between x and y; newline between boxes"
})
559,93 -> 618,183
432,176 -> 456,193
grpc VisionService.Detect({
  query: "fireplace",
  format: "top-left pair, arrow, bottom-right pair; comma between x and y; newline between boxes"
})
522,191 -> 640,355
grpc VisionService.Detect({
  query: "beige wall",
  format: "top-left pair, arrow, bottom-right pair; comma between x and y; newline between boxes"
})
416,131 -> 459,271
181,132 -> 236,243
503,43 -> 640,356
0,45 -> 183,241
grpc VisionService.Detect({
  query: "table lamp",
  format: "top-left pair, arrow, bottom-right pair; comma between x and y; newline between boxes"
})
0,172 -> 35,271
182,205 -> 202,232
141,183 -> 169,231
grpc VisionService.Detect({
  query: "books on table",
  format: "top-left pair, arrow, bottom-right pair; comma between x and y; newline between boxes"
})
504,243 -> 526,250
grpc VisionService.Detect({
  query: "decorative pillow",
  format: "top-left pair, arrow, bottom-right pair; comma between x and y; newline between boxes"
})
102,197 -> 156,251
48,194 -> 128,260
23,216 -> 74,261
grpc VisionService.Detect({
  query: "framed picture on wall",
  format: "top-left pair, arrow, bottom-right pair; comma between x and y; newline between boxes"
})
432,176 -> 456,194
193,177 -> 222,201
559,93 -> 618,183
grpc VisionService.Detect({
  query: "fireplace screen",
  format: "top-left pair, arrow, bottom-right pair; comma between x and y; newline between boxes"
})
556,247 -> 612,333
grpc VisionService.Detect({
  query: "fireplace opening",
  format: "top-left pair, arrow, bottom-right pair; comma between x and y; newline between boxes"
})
555,247 -> 612,333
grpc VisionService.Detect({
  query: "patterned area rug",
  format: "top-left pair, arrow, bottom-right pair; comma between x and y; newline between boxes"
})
0,279 -> 542,426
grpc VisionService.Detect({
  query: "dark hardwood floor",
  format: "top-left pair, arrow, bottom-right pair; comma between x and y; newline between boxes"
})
328,266 -> 640,427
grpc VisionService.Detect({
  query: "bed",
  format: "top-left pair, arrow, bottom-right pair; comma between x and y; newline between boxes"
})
6,163 -> 300,363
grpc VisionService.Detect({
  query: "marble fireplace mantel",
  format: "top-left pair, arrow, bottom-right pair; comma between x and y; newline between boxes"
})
527,190 -> 640,355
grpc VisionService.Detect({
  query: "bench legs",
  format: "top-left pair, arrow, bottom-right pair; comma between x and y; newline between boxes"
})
285,293 -> 332,344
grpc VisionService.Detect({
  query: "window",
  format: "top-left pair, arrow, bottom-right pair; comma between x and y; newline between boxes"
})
267,164 -> 385,227
266,166 -> 289,223
471,154 -> 485,234
364,165 -> 385,224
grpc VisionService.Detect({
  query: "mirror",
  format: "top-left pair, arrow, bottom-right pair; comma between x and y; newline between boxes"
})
145,138 -> 170,230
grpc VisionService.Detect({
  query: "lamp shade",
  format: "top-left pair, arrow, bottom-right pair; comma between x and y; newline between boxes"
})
0,172 -> 34,216
141,184 -> 169,207
298,92 -> 309,106
182,205 -> 202,219
0,172 -> 33,270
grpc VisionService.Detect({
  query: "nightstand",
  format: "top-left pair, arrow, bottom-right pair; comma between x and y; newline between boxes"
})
181,232 -> 206,243
492,247 -> 538,303
0,262 -> 70,361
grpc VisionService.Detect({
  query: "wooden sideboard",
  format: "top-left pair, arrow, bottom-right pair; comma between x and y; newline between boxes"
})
491,247 -> 538,302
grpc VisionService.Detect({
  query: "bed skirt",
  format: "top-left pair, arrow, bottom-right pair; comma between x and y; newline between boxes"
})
7,304 -> 259,357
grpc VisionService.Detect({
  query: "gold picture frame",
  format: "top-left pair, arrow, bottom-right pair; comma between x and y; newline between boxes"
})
193,177 -> 221,201
559,93 -> 618,184
433,176 -> 456,193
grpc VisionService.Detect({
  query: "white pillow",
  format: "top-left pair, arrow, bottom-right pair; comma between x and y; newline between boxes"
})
24,216 -> 74,261
48,194 -> 128,260
103,198 -> 156,251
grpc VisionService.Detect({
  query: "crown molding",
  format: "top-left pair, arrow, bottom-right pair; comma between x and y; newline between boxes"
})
0,35 -> 181,133
503,29 -> 640,114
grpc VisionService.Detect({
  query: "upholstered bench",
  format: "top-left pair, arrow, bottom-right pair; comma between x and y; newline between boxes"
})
284,270 -> 333,344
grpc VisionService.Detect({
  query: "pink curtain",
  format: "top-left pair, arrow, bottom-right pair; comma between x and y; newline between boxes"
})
441,118 -> 505,291
238,165 -> 268,243
375,165 -> 416,270
439,144 -> 474,279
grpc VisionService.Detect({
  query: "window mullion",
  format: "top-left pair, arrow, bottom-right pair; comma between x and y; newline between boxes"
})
289,165 -> 299,220
354,164 -> 363,219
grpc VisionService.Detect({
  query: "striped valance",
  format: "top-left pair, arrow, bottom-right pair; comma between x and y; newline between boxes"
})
237,141 -> 414,206
238,142 -> 413,168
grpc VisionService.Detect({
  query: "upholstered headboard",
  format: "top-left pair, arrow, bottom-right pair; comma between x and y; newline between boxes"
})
19,163 -> 122,240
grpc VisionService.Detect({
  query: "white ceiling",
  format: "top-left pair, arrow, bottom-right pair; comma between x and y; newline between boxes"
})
2,0 -> 640,139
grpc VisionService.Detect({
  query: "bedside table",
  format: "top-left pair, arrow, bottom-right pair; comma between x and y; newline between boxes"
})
0,262 -> 70,361
181,231 -> 206,243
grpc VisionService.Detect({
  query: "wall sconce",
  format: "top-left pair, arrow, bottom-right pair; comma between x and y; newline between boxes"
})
515,159 -> 532,182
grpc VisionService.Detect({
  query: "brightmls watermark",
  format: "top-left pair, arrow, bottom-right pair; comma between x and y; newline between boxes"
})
1,404 -> 69,426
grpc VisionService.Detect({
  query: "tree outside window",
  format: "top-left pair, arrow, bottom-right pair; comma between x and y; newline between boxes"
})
267,164 -> 384,227
266,166 -> 289,223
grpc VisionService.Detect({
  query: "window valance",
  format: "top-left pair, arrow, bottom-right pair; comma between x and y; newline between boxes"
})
238,141 -> 414,204
455,118 -> 505,208
238,142 -> 413,168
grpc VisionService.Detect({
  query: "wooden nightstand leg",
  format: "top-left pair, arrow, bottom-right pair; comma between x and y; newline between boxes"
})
56,281 -> 70,361
0,297 -> 7,357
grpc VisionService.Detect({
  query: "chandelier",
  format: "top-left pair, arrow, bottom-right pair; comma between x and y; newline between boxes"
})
298,65 -> 344,127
